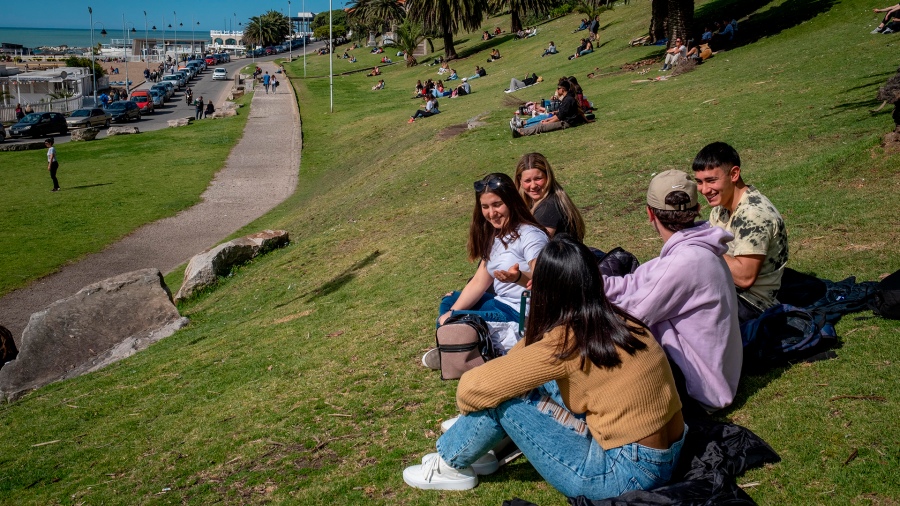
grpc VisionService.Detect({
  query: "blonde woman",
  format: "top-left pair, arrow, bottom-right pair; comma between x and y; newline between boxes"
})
514,152 -> 586,240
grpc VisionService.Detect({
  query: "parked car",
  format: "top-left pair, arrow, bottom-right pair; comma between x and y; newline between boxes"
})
205,55 -> 217,66
9,112 -> 68,138
130,90 -> 155,114
148,89 -> 165,106
186,61 -> 203,74
107,101 -> 142,122
161,74 -> 184,89
212,68 -> 229,81
152,82 -> 174,100
66,108 -> 111,129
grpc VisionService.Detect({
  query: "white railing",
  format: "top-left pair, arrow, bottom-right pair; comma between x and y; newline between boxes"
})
0,94 -> 85,123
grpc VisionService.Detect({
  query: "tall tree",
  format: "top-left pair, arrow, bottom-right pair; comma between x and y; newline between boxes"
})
348,0 -> 406,45
648,0 -> 692,43
407,0 -> 486,60
244,10 -> 291,47
490,0 -> 551,34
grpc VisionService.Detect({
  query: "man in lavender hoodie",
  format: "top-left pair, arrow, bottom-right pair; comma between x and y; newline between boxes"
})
604,170 -> 743,413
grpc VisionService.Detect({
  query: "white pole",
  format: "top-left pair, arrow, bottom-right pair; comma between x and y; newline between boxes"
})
123,14 -> 130,96
89,7 -> 97,106
329,0 -> 333,113
144,11 -> 149,69
302,0 -> 306,77
174,11 -> 177,66
288,0 -> 292,63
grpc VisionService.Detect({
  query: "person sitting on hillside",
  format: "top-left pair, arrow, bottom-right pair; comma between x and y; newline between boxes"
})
469,66 -> 487,80
686,40 -> 713,63
489,49 -> 501,62
569,38 -> 593,59
432,80 -> 452,97
453,77 -> 471,97
414,80 -> 425,98
494,26 -> 503,35
342,49 -> 350,59
506,73 -> 541,93
574,18 -> 589,32
603,170 -> 743,415
872,3 -> 900,33
349,55 -> 357,63
205,99 -> 215,119
701,26 -> 714,42
437,62 -> 450,75
514,153 -> 586,240
512,80 -> 589,137
380,56 -> 392,64
482,30 -> 493,41
660,37 -> 687,71
367,66 -> 381,77
447,69 -> 459,80
408,96 -> 440,123
541,41 -> 558,57
372,79 -> 385,91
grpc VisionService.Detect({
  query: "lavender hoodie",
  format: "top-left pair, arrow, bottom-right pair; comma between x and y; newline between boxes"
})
604,222 -> 742,411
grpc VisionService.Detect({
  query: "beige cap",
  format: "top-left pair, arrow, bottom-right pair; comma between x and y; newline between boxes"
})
646,170 -> 698,210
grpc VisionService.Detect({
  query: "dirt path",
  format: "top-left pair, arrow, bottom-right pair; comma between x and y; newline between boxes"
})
0,61 -> 300,338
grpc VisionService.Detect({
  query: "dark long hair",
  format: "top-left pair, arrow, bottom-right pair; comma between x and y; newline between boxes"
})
524,234 -> 648,369
468,173 -> 545,262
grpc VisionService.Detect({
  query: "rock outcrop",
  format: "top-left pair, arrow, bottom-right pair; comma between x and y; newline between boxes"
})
107,126 -> 140,136
0,269 -> 187,401
70,127 -> 99,141
167,117 -> 194,128
175,230 -> 290,301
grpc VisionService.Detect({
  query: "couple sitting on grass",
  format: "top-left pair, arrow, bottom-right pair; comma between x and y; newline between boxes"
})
407,144 -> 788,498
511,79 -> 592,137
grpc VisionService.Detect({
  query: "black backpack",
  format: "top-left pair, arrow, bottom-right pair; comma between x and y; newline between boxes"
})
871,269 -> 900,319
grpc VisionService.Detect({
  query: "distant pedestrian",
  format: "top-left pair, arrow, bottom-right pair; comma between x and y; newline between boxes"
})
272,77 -> 279,93
195,96 -> 204,120
15,103 -> 24,120
263,71 -> 271,93
205,99 -> 215,118
45,138 -> 59,192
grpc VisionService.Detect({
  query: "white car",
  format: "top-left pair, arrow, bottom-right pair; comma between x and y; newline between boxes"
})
212,68 -> 229,81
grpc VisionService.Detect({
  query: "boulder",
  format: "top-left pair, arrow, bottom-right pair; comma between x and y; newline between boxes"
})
175,230 -> 289,301
107,126 -> 140,136
0,140 -> 45,152
167,117 -> 193,128
70,127 -> 99,141
212,109 -> 238,118
0,269 -> 186,401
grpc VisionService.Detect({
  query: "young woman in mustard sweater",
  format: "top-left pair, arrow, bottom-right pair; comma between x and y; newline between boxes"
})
404,234 -> 686,499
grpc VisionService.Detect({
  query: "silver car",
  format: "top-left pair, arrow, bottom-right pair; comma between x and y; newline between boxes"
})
66,108 -> 112,129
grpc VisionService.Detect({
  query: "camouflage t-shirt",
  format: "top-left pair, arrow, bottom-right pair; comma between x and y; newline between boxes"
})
709,185 -> 788,311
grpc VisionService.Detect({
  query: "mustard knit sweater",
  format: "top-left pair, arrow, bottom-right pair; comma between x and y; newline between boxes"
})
457,326 -> 682,450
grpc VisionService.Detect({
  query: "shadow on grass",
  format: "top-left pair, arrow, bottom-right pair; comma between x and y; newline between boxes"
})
68,183 -> 113,190
273,250 -> 382,308
456,34 -> 516,60
695,0 -> 838,50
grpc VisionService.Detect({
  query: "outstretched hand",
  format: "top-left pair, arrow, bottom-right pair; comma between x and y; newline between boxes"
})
493,263 -> 521,284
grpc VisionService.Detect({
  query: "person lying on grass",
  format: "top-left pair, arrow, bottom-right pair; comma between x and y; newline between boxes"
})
404,233 -> 686,498
506,73 -> 541,93
420,173 -> 548,368
603,170 -> 742,415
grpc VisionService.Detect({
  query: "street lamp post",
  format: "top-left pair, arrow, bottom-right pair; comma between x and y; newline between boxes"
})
303,0 -> 306,77
173,12 -> 177,64
329,0 -> 333,113
288,0 -> 292,63
123,15 -> 136,96
88,7 -> 107,106
144,11 -> 149,69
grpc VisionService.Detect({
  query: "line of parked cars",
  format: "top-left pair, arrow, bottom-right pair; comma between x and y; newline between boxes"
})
1,54 -> 232,141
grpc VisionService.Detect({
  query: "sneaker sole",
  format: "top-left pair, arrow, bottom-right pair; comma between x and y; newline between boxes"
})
422,348 -> 441,370
402,466 -> 477,490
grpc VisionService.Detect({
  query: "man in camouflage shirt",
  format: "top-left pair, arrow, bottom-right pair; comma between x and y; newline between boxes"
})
692,142 -> 789,322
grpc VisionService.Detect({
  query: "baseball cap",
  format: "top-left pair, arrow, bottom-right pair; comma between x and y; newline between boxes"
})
462,77 -> 467,81
647,170 -> 698,210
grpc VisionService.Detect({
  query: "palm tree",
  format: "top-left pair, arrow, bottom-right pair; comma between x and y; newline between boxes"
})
348,0 -> 405,45
490,0 -> 550,34
390,18 -> 424,66
407,0 -> 486,60
244,10 -> 290,48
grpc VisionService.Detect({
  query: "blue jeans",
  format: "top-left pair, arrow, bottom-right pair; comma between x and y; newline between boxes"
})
437,291 -> 519,327
436,384 -> 687,500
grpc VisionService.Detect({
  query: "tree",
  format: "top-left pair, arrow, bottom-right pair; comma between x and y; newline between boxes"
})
648,0 -> 692,44
311,10 -> 348,32
490,0 -> 552,33
64,56 -> 106,77
407,0 -> 486,60
244,10 -> 290,48
390,18 -> 424,66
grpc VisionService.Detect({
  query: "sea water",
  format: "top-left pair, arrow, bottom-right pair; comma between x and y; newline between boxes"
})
0,27 -> 96,50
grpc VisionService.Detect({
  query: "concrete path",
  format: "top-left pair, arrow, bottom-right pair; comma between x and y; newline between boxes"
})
0,61 -> 300,338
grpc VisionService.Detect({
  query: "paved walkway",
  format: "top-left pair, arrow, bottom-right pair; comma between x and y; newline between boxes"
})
0,62 -> 300,338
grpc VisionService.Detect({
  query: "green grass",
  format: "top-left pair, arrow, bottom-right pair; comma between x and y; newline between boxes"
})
0,92 -> 252,296
1,0 -> 899,504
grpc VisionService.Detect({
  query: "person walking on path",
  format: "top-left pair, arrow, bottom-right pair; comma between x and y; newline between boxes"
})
263,72 -> 271,94
195,96 -> 204,120
45,138 -> 60,192
272,77 -> 280,93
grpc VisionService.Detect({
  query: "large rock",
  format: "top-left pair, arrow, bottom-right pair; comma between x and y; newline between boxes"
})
212,109 -> 238,118
175,230 -> 289,301
70,127 -> 99,141
167,117 -> 194,128
0,269 -> 187,401
107,126 -> 140,136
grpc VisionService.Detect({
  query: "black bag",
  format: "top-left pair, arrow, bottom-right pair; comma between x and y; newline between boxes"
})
597,247 -> 640,277
435,314 -> 499,380
871,269 -> 900,319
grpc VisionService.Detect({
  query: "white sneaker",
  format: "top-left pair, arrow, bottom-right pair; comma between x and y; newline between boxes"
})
422,348 -> 440,370
884,27 -> 895,34
440,416 -> 460,433
403,454 -> 478,490
872,27 -> 884,34
420,451 -> 499,475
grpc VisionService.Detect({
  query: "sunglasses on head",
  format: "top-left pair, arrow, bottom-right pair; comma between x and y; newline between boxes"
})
474,176 -> 503,193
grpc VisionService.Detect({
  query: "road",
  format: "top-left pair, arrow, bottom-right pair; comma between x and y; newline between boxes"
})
1,54 -> 284,146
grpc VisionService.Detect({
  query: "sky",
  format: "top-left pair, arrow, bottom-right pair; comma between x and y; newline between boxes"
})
1,0 -> 344,30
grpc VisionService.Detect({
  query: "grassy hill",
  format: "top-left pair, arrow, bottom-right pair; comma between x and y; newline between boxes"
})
1,0 -> 898,503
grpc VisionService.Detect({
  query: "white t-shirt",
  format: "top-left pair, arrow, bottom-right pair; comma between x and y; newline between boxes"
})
484,224 -> 548,310
47,146 -> 56,163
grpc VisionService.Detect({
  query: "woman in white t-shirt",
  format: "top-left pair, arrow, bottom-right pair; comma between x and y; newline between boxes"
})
438,173 -> 548,323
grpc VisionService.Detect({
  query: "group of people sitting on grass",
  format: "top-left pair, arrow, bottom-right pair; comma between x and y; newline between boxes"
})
510,77 -> 593,137
568,38 -> 595,60
405,142 -> 788,500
